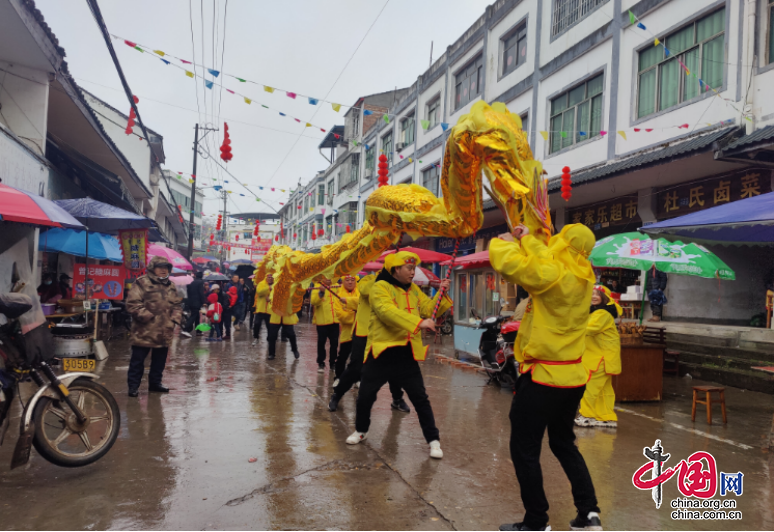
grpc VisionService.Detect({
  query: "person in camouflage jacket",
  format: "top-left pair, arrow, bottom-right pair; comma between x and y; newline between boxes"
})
126,255 -> 183,397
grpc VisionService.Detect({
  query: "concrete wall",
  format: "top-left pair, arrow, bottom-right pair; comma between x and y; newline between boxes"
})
665,245 -> 774,325
0,61 -> 49,157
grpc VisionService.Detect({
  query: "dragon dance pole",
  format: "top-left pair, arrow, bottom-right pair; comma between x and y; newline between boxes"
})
430,237 -> 461,321
316,281 -> 346,304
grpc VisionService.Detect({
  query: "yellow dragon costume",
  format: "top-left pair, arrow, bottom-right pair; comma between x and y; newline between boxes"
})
253,100 -> 555,318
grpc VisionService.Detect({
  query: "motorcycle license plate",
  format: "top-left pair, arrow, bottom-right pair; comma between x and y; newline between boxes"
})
63,358 -> 96,372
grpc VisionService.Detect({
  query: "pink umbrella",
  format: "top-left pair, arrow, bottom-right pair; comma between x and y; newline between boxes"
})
361,261 -> 384,272
379,246 -> 451,264
170,275 -> 194,286
148,243 -> 193,270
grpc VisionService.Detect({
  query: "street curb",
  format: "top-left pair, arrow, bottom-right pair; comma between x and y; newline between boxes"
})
430,354 -> 487,375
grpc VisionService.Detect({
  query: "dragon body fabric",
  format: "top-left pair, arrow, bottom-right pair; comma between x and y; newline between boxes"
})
257,101 -> 552,317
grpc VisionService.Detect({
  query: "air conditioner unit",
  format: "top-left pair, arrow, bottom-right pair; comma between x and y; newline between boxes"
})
395,142 -> 406,152
365,168 -> 373,179
326,194 -> 333,206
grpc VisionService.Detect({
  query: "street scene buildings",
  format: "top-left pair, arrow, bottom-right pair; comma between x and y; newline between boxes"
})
1,0 -> 774,530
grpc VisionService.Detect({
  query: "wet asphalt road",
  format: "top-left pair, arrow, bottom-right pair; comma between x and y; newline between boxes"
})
1,321 -> 774,530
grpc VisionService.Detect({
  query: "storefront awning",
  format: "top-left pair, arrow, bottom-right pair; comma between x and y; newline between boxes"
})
640,191 -> 774,245
441,250 -> 490,268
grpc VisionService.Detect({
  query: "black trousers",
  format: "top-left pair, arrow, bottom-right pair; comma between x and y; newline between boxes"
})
335,340 -> 352,378
267,323 -> 298,358
355,345 -> 438,443
184,305 -> 201,332
128,346 -> 168,389
253,312 -> 270,339
509,373 -> 599,529
316,324 -> 339,367
232,302 -> 246,325
222,309 -> 232,337
334,335 -> 404,402
650,303 -> 663,317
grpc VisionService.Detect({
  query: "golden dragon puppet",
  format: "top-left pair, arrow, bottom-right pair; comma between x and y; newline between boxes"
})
255,101 -> 553,317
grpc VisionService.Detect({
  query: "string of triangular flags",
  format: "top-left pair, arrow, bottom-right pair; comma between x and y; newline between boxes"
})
625,10 -> 752,121
113,35 -> 330,132
534,118 -> 735,141
112,33 -> 408,121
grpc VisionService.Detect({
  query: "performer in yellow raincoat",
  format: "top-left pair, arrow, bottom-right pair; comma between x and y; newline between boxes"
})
266,277 -> 300,361
332,275 -> 359,384
328,274 -> 409,413
311,278 -> 340,373
490,224 -> 602,532
345,251 -> 452,460
252,276 -> 272,345
576,285 -> 621,429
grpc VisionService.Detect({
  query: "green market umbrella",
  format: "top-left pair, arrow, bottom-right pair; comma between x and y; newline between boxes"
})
590,232 -> 735,324
591,232 -> 735,280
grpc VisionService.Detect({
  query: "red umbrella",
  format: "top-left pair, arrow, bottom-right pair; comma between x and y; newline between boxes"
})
379,246 -> 451,264
0,183 -> 84,228
414,266 -> 441,288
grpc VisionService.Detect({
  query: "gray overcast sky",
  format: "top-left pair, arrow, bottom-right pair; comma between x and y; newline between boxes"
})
36,0 -> 489,217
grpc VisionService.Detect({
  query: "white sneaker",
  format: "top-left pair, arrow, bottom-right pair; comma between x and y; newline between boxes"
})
354,381 -> 360,389
180,331 -> 192,338
429,440 -> 443,459
574,416 -> 594,427
234,324 -> 241,331
332,378 -> 340,388
346,431 -> 367,445
595,420 -> 617,429
251,339 -> 257,346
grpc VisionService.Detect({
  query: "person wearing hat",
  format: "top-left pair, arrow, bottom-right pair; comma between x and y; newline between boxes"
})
311,277 -> 340,373
346,251 -> 452,460
328,273 -> 410,414
125,256 -> 183,397
490,224 -> 601,532
332,275 -> 359,386
58,273 -> 73,300
576,285 -> 622,429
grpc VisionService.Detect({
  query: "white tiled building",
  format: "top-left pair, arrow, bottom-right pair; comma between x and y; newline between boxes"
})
279,0 -> 774,326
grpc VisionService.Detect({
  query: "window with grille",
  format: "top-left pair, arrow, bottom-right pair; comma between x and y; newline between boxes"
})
318,184 -> 325,206
353,111 -> 361,137
769,0 -> 774,64
552,0 -> 609,36
422,164 -> 440,197
365,147 -> 375,177
502,23 -> 527,77
426,96 -> 441,129
549,74 -> 603,154
350,153 -> 360,184
637,8 -> 725,119
303,196 -> 308,212
327,179 -> 334,202
382,132 -> 393,165
401,113 -> 415,145
455,55 -> 483,110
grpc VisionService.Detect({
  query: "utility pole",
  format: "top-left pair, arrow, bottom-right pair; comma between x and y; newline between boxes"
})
186,123 -> 218,259
221,189 -> 229,263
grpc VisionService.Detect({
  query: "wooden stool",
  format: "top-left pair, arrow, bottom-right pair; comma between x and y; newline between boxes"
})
692,386 -> 727,425
663,349 -> 680,375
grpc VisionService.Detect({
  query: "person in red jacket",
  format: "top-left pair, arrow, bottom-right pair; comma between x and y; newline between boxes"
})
206,288 -> 223,342
228,286 -> 238,308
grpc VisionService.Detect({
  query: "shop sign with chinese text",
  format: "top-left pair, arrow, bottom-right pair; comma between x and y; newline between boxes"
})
568,196 -> 641,231
73,265 -> 127,300
657,169 -> 771,219
119,229 -> 148,272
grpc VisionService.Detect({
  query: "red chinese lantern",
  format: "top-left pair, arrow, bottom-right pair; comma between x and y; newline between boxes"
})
275,235 -> 279,241
560,166 -> 572,201
311,232 -> 317,241
346,225 -> 351,233
125,95 -> 138,135
216,214 -> 223,231
317,229 -> 324,237
220,123 -> 233,162
377,153 -> 389,187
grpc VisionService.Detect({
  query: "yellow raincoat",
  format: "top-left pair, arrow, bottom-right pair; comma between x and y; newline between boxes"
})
311,284 -> 340,326
353,274 -> 376,337
489,224 -> 596,388
579,303 -> 622,421
254,280 -> 271,314
366,274 -> 452,362
334,285 -> 360,343
269,308 -> 299,325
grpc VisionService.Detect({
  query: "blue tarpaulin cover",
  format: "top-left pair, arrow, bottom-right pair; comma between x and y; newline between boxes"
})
641,191 -> 774,245
39,228 -> 123,261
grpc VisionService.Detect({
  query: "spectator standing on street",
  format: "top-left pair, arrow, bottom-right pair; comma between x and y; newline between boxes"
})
242,278 -> 255,329
185,271 -> 206,336
206,286 -> 223,341
646,265 -> 668,322
125,256 -> 183,398
218,281 -> 233,340
227,274 -> 246,331
490,223 -> 601,532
